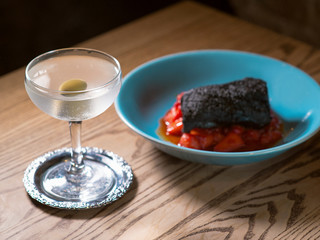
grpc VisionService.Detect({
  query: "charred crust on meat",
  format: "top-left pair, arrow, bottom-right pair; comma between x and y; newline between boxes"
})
181,78 -> 271,133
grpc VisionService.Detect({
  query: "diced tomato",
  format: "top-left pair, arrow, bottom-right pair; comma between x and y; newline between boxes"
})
189,128 -> 224,149
164,92 -> 184,125
176,92 -> 184,102
178,133 -> 201,149
199,134 -> 223,149
243,129 -> 261,143
214,132 -> 245,152
271,130 -> 283,143
190,128 -> 211,136
163,103 -> 182,124
166,117 -> 183,135
260,130 -> 282,146
231,125 -> 245,134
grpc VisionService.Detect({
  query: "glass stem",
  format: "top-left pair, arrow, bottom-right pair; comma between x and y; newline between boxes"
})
69,121 -> 84,173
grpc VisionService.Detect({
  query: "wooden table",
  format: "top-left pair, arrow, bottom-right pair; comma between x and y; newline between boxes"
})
1,1 -> 320,239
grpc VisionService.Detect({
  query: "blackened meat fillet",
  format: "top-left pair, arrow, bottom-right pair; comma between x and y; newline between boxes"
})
181,78 -> 271,133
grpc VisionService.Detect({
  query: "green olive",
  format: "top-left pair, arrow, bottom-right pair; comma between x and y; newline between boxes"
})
59,79 -> 87,93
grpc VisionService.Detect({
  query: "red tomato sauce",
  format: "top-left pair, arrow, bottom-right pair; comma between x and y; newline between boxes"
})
158,93 -> 283,152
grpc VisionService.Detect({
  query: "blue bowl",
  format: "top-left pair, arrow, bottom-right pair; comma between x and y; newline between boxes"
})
115,50 -> 320,165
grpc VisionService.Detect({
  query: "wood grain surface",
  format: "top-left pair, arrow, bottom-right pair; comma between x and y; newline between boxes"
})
1,1 -> 320,239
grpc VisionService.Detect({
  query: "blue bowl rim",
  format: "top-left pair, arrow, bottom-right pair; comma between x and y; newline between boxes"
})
115,49 -> 320,158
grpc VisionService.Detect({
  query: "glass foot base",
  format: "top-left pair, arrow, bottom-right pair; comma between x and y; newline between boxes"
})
23,147 -> 133,209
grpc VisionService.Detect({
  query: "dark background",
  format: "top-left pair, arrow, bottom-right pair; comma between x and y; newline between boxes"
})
1,0 -> 319,76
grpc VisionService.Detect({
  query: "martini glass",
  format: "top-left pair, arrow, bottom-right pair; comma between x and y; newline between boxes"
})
23,48 -> 133,209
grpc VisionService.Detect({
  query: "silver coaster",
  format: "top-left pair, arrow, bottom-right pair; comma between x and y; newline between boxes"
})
23,147 -> 133,209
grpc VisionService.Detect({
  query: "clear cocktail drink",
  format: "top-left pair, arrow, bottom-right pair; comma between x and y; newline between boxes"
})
23,48 -> 132,209
26,55 -> 121,121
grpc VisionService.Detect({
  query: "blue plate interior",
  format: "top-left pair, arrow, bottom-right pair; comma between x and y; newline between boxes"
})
115,50 -> 320,165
